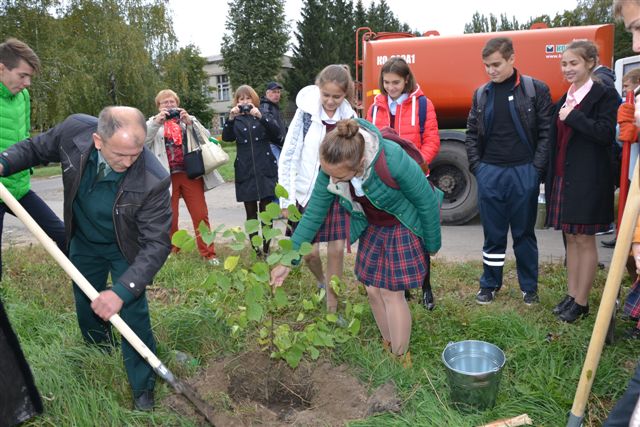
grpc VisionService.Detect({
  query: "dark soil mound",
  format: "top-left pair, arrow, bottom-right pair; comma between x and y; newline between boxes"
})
164,350 -> 401,426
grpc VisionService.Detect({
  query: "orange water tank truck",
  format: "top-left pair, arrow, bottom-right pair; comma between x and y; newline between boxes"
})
355,24 -> 615,224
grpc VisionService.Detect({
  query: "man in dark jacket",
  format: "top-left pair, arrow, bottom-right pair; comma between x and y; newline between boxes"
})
465,37 -> 553,306
260,81 -> 286,161
0,106 -> 172,411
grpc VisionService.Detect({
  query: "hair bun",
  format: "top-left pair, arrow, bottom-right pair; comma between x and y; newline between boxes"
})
335,119 -> 360,138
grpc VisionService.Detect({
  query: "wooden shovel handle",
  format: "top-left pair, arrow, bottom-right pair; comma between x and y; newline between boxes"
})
0,182 -> 165,372
568,161 -> 640,424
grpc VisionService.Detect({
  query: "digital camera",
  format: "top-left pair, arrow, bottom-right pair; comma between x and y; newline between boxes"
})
166,108 -> 181,120
238,104 -> 252,114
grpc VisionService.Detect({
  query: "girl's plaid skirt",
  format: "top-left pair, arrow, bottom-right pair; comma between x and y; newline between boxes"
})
355,224 -> 427,291
547,176 -> 610,235
624,278 -> 640,328
286,197 -> 347,242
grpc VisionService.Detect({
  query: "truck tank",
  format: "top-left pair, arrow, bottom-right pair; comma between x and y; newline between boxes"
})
356,24 -> 615,224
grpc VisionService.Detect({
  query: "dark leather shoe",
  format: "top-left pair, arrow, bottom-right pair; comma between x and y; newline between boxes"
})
559,301 -> 589,323
133,390 -> 154,411
422,288 -> 435,310
552,295 -> 574,315
601,238 -> 616,248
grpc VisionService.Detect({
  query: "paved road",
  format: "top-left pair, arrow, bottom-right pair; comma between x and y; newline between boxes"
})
2,176 -> 616,265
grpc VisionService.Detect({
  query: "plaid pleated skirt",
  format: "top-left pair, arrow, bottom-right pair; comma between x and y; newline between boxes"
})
624,278 -> 640,324
287,197 -> 348,242
547,176 -> 610,235
355,224 -> 427,291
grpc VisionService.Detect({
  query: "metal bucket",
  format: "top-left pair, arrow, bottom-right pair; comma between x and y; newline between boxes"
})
441,340 -> 506,411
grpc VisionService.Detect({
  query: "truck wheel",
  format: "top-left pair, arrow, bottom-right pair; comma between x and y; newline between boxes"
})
429,141 -> 478,225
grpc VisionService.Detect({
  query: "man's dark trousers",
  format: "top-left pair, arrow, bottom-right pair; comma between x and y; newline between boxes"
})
604,360 -> 640,426
476,161 -> 539,292
70,236 -> 156,396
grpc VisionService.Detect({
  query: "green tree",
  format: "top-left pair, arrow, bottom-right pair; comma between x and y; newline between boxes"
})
221,0 -> 289,93
366,0 -> 410,33
353,0 -> 367,30
464,0 -> 632,60
285,0 -> 335,98
160,44 -> 213,126
330,0 -> 355,66
286,0 -> 412,102
0,0 -> 177,128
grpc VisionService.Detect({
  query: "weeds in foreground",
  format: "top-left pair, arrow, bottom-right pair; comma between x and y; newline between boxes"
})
2,239 -> 638,425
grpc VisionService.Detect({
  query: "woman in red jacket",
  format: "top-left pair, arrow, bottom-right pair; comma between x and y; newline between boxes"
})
366,57 -> 440,310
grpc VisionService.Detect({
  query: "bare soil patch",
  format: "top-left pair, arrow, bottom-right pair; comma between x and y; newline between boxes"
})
164,350 -> 401,426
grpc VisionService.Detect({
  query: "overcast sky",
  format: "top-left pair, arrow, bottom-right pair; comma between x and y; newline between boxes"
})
168,0 -> 582,57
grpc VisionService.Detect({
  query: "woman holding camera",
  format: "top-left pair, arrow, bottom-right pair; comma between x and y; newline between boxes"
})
146,89 -> 219,265
222,85 -> 280,257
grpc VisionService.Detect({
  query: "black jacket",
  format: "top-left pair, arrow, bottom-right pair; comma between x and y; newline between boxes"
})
222,113 -> 279,202
0,114 -> 171,300
259,96 -> 286,147
465,71 -> 553,175
544,81 -> 619,225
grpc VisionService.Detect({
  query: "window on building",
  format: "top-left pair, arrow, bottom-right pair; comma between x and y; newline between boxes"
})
218,113 -> 228,130
217,75 -> 230,101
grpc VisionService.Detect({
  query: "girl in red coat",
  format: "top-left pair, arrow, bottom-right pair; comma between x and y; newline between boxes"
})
366,57 -> 440,310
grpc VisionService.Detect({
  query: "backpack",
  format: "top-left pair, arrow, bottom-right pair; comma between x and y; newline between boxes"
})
373,126 -> 444,208
302,111 -> 312,139
372,95 -> 428,139
374,126 -> 425,189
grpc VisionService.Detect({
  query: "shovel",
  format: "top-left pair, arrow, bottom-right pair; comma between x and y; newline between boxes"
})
567,161 -> 640,426
0,182 -> 217,426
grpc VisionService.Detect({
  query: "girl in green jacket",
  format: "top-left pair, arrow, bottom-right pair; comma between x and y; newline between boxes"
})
271,118 -> 441,363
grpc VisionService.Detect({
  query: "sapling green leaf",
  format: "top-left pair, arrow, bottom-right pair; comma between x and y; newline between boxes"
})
308,346 -> 320,360
278,239 -> 293,251
251,262 -> 269,276
224,256 -> 240,271
230,243 -> 245,251
171,229 -> 196,252
251,234 -> 263,248
244,219 -> 260,234
299,242 -> 313,256
287,204 -> 302,221
280,251 -> 300,266
296,312 -> 304,321
274,183 -> 289,199
265,202 -> 281,218
348,318 -> 361,335
258,210 -> 272,225
247,302 -> 263,322
266,252 -> 282,265
274,287 -> 288,308
262,227 -> 282,241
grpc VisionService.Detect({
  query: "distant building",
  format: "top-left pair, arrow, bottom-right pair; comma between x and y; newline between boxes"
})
204,54 -> 293,135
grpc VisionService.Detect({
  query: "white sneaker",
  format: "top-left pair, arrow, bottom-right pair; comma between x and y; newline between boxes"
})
208,257 -> 220,266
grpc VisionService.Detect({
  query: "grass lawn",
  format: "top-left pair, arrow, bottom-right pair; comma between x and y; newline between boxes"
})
2,242 -> 637,426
